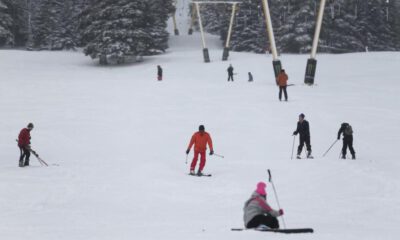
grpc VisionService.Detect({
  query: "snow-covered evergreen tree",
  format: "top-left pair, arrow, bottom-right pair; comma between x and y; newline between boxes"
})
81,0 -> 174,64
199,0 -> 400,53
0,0 -> 14,46
29,0 -> 77,50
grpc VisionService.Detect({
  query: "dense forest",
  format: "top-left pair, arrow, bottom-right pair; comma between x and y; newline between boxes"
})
0,0 -> 174,64
198,0 -> 400,53
1,0 -> 400,63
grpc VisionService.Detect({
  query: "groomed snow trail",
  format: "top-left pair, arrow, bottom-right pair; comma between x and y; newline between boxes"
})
1,1 -> 400,240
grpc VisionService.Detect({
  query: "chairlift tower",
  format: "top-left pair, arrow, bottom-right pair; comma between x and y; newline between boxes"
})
172,0 -> 179,35
192,1 -> 241,63
261,0 -> 282,78
305,0 -> 327,85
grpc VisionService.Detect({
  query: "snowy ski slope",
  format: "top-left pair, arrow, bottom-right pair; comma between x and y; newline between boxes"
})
1,1 -> 400,239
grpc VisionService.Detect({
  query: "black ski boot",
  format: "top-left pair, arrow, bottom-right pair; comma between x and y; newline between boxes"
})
19,159 -> 24,167
24,159 -> 30,166
197,170 -> 203,176
352,154 -> 356,160
341,155 -> 346,159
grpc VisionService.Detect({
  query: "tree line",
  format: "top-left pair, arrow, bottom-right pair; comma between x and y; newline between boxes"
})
0,0 -> 174,64
198,0 -> 400,53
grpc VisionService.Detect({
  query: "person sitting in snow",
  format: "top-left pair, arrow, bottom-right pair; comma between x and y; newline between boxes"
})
243,182 -> 284,229
18,123 -> 34,167
248,72 -> 253,82
186,125 -> 214,176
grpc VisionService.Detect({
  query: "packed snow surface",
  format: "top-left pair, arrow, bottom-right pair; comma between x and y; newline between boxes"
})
1,2 -> 400,239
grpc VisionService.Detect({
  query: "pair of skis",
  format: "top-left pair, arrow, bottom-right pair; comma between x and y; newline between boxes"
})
231,227 -> 313,234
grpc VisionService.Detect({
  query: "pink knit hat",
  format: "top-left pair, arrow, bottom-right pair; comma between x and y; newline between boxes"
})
256,181 -> 267,195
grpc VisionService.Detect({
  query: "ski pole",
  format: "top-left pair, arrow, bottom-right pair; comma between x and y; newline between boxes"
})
290,135 -> 296,159
322,139 -> 339,157
185,154 -> 188,164
267,169 -> 287,229
30,149 -> 48,166
213,153 -> 224,158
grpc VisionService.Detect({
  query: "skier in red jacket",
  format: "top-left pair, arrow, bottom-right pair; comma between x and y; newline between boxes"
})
186,125 -> 214,176
18,123 -> 34,167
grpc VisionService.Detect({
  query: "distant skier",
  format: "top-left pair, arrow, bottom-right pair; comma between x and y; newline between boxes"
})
157,65 -> 163,81
293,113 -> 313,159
18,123 -> 34,167
227,64 -> 234,81
186,125 -> 214,176
243,182 -> 284,229
277,69 -> 288,101
248,72 -> 253,82
338,123 -> 356,159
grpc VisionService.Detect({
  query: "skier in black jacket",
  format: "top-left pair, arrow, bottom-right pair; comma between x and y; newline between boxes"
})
293,113 -> 313,159
157,65 -> 163,81
227,64 -> 234,81
338,123 -> 356,159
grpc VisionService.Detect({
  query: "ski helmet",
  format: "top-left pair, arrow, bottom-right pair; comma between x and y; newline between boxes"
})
199,125 -> 205,131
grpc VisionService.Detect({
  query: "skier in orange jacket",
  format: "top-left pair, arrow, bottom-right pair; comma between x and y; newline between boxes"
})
186,125 -> 214,176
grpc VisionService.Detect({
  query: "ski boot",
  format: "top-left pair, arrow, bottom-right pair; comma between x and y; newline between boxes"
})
24,159 -> 29,167
197,170 -> 203,176
256,224 -> 270,231
341,155 -> 346,159
19,159 -> 24,167
352,154 -> 356,160
307,152 -> 314,159
189,170 -> 195,175
296,154 -> 301,159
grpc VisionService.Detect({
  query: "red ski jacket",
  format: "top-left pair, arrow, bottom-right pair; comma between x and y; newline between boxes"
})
187,131 -> 213,152
18,128 -> 31,147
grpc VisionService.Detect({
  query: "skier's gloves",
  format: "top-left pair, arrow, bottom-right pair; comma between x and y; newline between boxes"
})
279,209 -> 284,216
293,131 -> 297,136
209,150 -> 214,155
186,149 -> 190,154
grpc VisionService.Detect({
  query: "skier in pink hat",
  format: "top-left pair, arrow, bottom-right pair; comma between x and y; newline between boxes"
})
243,182 -> 284,229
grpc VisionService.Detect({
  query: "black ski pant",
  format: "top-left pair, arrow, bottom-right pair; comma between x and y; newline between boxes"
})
279,86 -> 288,101
298,135 -> 312,155
246,214 -> 279,229
19,146 -> 30,165
342,136 -> 355,157
228,74 -> 234,81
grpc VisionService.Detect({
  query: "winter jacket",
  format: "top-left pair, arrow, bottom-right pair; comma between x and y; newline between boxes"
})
243,191 -> 281,227
294,120 -> 310,137
227,66 -> 234,75
18,128 -> 31,147
187,131 -> 213,152
277,72 -> 288,86
338,123 -> 352,139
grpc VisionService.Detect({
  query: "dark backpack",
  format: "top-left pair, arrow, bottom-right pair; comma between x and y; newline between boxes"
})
344,124 -> 353,136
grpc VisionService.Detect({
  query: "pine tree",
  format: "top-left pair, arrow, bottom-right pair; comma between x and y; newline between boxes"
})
81,0 -> 174,65
229,0 -> 268,53
0,0 -> 14,46
29,0 -> 77,50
